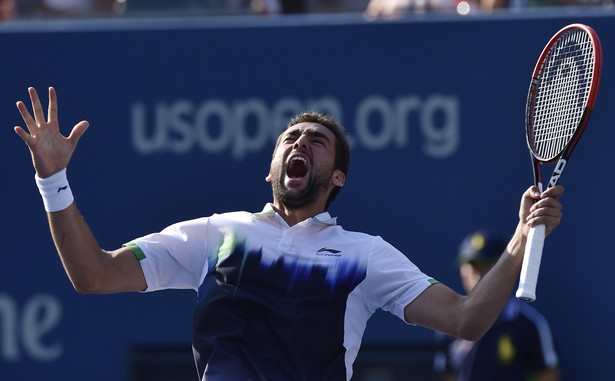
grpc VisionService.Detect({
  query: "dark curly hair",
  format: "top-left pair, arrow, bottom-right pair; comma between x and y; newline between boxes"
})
273,112 -> 351,210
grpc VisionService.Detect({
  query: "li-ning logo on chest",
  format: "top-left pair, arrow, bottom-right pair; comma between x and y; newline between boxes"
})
316,247 -> 342,257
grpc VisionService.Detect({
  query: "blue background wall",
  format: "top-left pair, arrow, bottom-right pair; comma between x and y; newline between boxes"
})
2,9 -> 614,380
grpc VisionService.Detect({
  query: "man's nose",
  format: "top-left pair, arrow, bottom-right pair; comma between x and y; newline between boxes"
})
293,135 -> 310,149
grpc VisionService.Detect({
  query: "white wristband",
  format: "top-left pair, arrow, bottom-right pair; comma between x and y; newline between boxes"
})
35,168 -> 74,212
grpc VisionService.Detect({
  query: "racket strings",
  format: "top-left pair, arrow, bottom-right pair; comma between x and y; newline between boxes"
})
531,29 -> 594,161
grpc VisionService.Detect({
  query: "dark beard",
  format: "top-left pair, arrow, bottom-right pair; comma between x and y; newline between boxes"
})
270,161 -> 333,209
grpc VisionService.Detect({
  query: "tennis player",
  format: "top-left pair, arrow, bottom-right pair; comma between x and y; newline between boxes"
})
14,86 -> 564,381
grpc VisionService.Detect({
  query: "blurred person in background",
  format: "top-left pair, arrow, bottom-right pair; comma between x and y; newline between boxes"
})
364,0 -> 446,18
250,0 -> 371,14
0,0 -> 15,20
36,0 -> 119,16
4,0 -> 122,18
363,0 -> 509,18
434,229 -> 561,381
363,0 -> 605,18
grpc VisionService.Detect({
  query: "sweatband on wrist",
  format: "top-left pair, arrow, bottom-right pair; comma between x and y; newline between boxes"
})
35,168 -> 74,212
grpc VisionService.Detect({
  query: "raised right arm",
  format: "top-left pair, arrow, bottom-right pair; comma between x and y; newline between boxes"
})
15,87 -> 146,293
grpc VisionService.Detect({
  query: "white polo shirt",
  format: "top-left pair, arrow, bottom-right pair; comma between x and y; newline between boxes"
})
125,204 -> 437,381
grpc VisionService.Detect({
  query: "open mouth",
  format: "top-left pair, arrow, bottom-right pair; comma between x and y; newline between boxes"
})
287,156 -> 308,178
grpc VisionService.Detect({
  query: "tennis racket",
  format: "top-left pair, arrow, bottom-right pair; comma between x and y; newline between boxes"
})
516,23 -> 602,302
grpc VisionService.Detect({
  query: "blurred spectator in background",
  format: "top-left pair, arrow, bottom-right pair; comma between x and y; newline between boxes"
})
363,0 -> 511,18
36,0 -> 120,16
365,0 -> 441,18
2,0 -> 609,21
250,0 -> 305,14
433,230 -> 561,381
0,0 -> 15,20
2,0 -> 123,19
251,0 -> 372,14
364,0 -> 605,18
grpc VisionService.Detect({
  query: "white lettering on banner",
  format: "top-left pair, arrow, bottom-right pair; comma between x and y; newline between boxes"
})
131,94 -> 459,160
0,293 -> 62,362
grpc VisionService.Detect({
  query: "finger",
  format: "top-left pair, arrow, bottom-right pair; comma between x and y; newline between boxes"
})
528,185 -> 542,199
28,87 -> 46,125
526,209 -> 562,226
529,213 -> 562,231
528,204 -> 562,219
530,187 -> 564,213
14,126 -> 33,145
16,101 -> 37,133
527,201 -> 562,225
48,87 -> 58,124
541,185 -> 564,200
67,120 -> 89,144
530,197 -> 563,214
520,186 -> 541,217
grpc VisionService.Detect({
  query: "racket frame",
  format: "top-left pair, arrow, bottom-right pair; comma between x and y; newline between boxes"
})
516,23 -> 602,302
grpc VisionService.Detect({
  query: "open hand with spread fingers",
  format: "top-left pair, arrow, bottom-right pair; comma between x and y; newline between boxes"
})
14,87 -> 89,179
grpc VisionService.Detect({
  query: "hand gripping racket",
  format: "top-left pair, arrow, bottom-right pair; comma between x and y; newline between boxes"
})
516,24 -> 602,302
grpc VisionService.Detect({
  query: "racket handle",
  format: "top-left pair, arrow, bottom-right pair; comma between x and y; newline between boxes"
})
516,224 -> 545,302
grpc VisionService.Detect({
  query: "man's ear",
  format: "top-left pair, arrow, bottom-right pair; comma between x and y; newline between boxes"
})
331,170 -> 345,187
265,173 -> 272,182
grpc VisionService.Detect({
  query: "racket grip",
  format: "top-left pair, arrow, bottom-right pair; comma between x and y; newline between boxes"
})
516,224 -> 546,302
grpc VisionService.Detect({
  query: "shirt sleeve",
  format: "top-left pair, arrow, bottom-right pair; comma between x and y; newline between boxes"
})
364,236 -> 438,322
124,217 -> 214,292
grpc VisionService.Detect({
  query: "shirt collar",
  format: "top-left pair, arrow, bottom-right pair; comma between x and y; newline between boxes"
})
257,203 -> 337,226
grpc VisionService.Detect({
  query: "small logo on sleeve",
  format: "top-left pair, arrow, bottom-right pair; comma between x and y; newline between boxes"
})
57,185 -> 69,193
